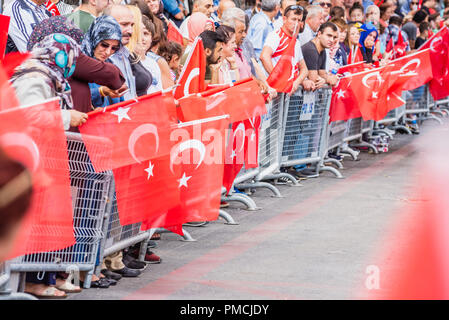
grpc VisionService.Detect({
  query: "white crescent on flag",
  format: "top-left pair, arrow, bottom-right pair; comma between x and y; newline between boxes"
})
170,139 -> 206,173
128,124 -> 160,164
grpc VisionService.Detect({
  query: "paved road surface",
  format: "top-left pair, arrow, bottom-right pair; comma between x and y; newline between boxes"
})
69,120 -> 446,300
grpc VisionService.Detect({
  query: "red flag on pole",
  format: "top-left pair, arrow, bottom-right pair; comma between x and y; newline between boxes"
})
337,61 -> 371,76
45,0 -> 61,15
266,32 -> 298,93
393,30 -> 408,58
385,36 -> 394,54
420,26 -> 449,85
79,91 -> 177,172
177,78 -> 267,123
0,99 -> 75,258
174,37 -> 206,99
168,115 -> 229,224
167,19 -> 184,45
223,121 -> 245,192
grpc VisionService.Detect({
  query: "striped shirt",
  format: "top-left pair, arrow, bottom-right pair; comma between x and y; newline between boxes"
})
3,0 -> 51,52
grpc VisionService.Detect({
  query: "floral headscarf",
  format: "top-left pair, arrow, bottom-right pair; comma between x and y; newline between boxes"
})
12,33 -> 80,109
81,15 -> 122,59
27,16 -> 84,51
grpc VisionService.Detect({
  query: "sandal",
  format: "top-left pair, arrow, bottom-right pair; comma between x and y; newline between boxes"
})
25,284 -> 67,299
56,279 -> 82,293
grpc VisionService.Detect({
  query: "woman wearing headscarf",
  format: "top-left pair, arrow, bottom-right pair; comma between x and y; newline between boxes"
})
358,22 -> 380,64
10,33 -> 83,299
27,16 -> 126,116
181,12 -> 215,63
82,15 -> 127,108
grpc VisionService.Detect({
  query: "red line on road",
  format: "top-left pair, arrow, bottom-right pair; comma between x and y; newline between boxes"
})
125,144 -> 415,300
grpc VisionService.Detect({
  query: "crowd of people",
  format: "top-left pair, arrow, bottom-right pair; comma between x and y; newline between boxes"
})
2,0 -> 449,299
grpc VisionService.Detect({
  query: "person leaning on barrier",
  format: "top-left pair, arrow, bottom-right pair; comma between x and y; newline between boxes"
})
260,5 -> 315,93
0,149 -> 33,263
301,21 -> 339,89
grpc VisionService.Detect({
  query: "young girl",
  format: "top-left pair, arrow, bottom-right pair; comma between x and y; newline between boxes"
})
216,25 -> 240,84
158,40 -> 183,82
345,23 -> 362,63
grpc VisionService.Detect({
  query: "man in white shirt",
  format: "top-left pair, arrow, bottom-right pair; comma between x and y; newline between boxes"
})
273,0 -> 297,30
260,5 -> 314,93
299,4 -> 325,46
3,0 -> 51,52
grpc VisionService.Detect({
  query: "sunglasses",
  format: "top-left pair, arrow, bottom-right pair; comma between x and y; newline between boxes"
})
99,41 -> 120,52
284,5 -> 304,15
319,2 -> 332,8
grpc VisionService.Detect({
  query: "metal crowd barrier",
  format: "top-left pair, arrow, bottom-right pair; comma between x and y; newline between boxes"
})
404,85 -> 442,125
279,87 -> 341,178
0,262 -> 35,300
9,132 -> 113,289
255,93 -> 299,185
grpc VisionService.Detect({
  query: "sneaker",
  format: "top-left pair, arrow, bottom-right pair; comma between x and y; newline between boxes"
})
144,251 -> 162,264
147,240 -> 157,248
123,254 -> 146,270
113,266 -> 141,277
327,152 -> 343,161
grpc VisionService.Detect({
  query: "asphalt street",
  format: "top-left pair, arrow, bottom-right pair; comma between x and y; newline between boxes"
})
69,119 -> 447,300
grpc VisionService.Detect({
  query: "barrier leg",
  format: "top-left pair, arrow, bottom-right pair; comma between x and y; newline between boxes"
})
152,228 -> 197,242
431,109 -> 445,118
372,128 -> 394,140
323,157 -> 344,169
425,112 -> 443,125
219,210 -> 239,225
319,163 -> 344,178
138,237 -> 150,262
222,193 -> 260,211
260,172 -> 302,186
339,146 -> 359,161
235,181 -> 283,197
83,269 -> 93,289
390,120 -> 412,135
351,140 -> 378,154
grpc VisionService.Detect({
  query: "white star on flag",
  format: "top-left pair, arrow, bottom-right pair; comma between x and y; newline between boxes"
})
230,150 -> 236,159
372,92 -> 378,99
178,172 -> 192,188
144,161 -> 154,180
111,107 -> 131,123
336,89 -> 345,98
250,132 -> 256,142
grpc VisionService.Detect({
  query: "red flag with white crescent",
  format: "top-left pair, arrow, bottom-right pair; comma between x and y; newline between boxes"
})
167,19 -> 184,45
79,91 -> 177,172
420,26 -> 449,85
168,116 -> 228,223
45,1 -> 61,16
174,37 -> 206,99
0,99 -> 75,258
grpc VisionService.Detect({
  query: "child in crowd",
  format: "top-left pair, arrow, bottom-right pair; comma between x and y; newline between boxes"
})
158,40 -> 183,81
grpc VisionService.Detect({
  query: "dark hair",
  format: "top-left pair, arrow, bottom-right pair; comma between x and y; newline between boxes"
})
389,15 -> 403,26
419,21 -> 430,33
284,5 -> 304,18
349,2 -> 364,16
428,12 -> 440,22
379,3 -> 392,18
0,148 -> 32,239
200,30 -> 226,51
216,25 -> 235,43
318,21 -> 338,34
142,15 -> 155,36
330,6 -> 345,19
157,40 -> 183,62
413,10 -> 428,24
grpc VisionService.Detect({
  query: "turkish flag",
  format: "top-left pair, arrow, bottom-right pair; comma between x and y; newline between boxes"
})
0,63 -> 20,111
0,99 -> 75,258
387,49 -> 433,91
167,19 -> 184,45
266,34 -> 297,93
243,115 -> 261,168
0,15 -> 10,60
45,1 -> 61,16
177,78 -> 267,123
1,52 -> 31,78
385,37 -> 394,54
393,31 -> 408,59
329,76 -> 362,122
174,37 -> 206,99
112,154 -> 181,226
168,116 -> 228,223
420,27 -> 449,85
79,91 -> 177,172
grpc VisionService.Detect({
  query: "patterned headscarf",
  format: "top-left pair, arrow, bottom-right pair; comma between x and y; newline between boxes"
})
81,15 -> 122,59
12,33 -> 80,109
27,15 -> 84,51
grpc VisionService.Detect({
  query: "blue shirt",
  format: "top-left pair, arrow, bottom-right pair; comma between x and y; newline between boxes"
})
109,46 -> 136,100
247,11 -> 274,57
89,82 -> 124,108
162,0 -> 181,16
